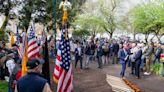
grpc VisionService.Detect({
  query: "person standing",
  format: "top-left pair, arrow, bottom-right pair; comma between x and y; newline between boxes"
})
153,44 -> 163,64
90,41 -> 96,63
6,54 -> 16,92
96,41 -> 103,69
85,41 -> 91,69
134,44 -> 142,79
113,41 -> 120,64
140,43 -> 147,72
75,42 -> 83,69
130,43 -> 138,75
118,43 -> 129,78
15,58 -> 52,92
109,42 -> 114,64
161,53 -> 164,77
85,41 -> 95,68
102,42 -> 109,65
144,43 -> 154,75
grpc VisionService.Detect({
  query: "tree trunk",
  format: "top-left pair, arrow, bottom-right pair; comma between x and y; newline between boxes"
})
91,30 -> 96,39
133,32 -> 137,41
0,15 -> 9,41
150,34 -> 156,43
156,35 -> 161,44
110,32 -> 113,39
145,34 -> 149,44
0,0 -> 11,41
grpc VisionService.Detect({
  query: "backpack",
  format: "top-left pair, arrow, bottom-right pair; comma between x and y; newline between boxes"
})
103,46 -> 109,53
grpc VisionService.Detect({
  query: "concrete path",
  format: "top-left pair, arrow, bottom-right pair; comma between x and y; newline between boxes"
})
73,61 -> 164,92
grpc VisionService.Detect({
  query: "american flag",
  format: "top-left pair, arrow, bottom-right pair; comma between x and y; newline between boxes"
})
16,25 -> 20,44
28,26 -> 39,59
54,25 -> 73,92
15,26 -> 23,58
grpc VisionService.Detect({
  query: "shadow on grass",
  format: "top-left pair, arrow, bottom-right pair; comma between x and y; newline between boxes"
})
0,80 -> 8,92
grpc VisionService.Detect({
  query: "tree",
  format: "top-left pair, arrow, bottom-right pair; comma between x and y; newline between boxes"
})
18,0 -> 87,32
130,1 -> 164,43
0,0 -> 18,41
72,29 -> 90,38
18,0 -> 47,31
119,11 -> 139,41
74,14 -> 105,37
74,0 -> 122,38
100,0 -> 121,38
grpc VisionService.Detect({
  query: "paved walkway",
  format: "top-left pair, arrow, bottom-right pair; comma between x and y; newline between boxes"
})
73,61 -> 164,92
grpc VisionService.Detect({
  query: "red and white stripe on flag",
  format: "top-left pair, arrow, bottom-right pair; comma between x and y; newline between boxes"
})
54,50 -> 73,92
54,49 -> 61,83
57,64 -> 73,92
28,37 -> 39,59
17,46 -> 23,58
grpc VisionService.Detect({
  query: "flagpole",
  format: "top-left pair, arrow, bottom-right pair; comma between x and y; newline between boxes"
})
53,0 -> 57,61
53,0 -> 57,91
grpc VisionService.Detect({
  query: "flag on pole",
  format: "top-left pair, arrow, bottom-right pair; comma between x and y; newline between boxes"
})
17,45 -> 23,59
10,34 -> 15,47
21,33 -> 28,76
28,26 -> 39,59
16,26 -> 23,58
54,48 -> 61,83
54,24 -> 73,92
16,25 -> 20,44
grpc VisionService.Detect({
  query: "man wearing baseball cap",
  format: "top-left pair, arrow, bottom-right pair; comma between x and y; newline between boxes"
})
15,58 -> 52,92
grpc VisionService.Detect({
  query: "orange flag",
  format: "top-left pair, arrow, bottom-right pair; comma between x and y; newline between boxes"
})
21,33 -> 28,76
10,34 -> 15,47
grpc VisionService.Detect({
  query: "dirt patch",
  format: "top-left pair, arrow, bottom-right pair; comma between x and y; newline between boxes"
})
73,60 -> 112,92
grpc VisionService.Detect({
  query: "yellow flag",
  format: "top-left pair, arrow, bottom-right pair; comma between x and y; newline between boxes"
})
22,35 -> 28,76
10,34 -> 15,47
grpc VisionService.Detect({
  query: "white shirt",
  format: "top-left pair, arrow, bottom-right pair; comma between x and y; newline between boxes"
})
6,59 -> 16,75
77,47 -> 81,56
130,47 -> 139,61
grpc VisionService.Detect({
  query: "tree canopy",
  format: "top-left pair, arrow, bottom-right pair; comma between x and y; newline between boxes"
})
129,1 -> 164,43
74,0 -> 122,38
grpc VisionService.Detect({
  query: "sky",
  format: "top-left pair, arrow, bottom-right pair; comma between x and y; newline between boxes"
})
0,0 -> 144,28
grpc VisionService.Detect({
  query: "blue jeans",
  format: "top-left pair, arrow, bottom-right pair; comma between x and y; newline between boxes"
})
120,63 -> 126,77
8,82 -> 13,92
128,59 -> 131,67
85,55 -> 92,68
140,56 -> 145,69
135,63 -> 141,78
97,56 -> 102,68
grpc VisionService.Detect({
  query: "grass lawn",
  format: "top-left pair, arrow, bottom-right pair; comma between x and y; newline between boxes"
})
0,81 -> 8,92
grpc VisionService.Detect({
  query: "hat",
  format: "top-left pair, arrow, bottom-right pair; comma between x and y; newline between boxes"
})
27,58 -> 42,69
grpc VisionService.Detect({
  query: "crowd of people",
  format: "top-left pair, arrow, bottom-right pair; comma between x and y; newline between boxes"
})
0,41 -> 52,92
0,36 -> 164,92
69,38 -> 164,79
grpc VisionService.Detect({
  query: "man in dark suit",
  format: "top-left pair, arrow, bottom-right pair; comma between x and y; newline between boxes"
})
113,41 -> 120,64
96,42 -> 103,69
75,42 -> 83,69
118,44 -> 129,78
109,42 -> 114,64
134,44 -> 143,79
